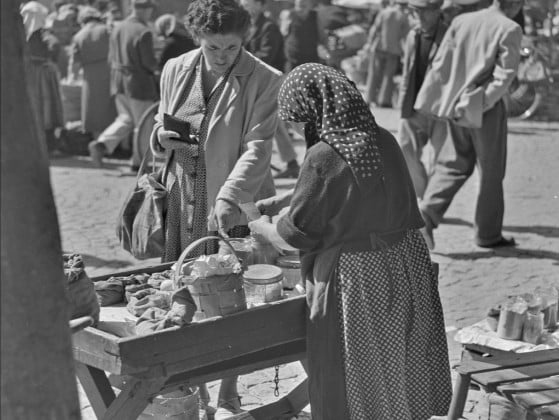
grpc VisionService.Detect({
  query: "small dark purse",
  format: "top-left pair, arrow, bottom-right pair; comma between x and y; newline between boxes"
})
116,152 -> 169,260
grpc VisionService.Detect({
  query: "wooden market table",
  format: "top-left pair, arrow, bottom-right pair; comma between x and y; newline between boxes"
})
448,343 -> 559,420
72,263 -> 309,420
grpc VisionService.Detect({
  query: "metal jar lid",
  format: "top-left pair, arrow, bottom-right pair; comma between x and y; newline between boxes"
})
276,255 -> 301,269
243,264 -> 283,284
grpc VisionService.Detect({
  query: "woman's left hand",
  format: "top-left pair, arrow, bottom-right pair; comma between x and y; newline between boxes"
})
248,215 -> 273,238
214,199 -> 241,238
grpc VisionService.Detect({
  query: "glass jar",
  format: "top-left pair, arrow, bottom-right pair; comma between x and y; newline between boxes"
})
218,238 -> 252,268
248,234 -> 279,265
497,297 -> 528,340
276,255 -> 301,290
243,264 -> 284,306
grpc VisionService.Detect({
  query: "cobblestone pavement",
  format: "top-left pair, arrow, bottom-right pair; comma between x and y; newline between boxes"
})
50,108 -> 559,419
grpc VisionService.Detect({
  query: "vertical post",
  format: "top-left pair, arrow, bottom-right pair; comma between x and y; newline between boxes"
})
1,1 -> 80,419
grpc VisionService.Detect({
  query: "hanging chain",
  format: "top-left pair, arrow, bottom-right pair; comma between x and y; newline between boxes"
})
273,365 -> 280,397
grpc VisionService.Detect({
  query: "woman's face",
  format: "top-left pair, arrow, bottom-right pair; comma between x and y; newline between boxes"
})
198,32 -> 244,76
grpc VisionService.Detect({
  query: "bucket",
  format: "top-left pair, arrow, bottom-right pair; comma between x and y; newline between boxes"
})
276,255 -> 301,290
138,388 -> 201,420
243,264 -> 284,305
174,236 -> 247,321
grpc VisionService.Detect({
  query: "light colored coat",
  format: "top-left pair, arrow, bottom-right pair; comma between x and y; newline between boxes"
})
414,6 -> 522,128
150,48 -> 282,224
367,5 -> 410,56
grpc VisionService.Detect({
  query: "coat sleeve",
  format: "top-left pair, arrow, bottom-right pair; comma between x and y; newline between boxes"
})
277,144 -> 350,251
137,30 -> 158,74
149,58 -> 175,158
216,70 -> 281,206
483,24 -> 522,110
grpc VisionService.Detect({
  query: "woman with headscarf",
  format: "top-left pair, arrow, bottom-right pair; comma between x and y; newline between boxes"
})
69,6 -> 116,139
249,63 -> 452,420
21,1 -> 65,156
154,14 -> 196,71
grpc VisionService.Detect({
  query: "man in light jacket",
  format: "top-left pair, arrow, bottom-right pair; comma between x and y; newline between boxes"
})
364,0 -> 410,107
414,0 -> 523,249
397,0 -> 448,198
88,0 -> 158,170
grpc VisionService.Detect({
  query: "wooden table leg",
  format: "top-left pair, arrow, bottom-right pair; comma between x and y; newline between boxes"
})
75,362 -> 116,419
448,373 -> 471,420
102,376 -> 167,420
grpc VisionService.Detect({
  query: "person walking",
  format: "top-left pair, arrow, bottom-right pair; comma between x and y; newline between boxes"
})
364,0 -> 410,108
250,63 -> 452,420
21,1 -> 65,157
397,0 -> 449,198
280,0 -> 322,72
241,0 -> 301,178
414,0 -> 524,249
69,6 -> 116,139
88,0 -> 158,170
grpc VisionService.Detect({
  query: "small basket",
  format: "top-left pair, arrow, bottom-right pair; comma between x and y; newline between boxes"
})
173,236 -> 247,321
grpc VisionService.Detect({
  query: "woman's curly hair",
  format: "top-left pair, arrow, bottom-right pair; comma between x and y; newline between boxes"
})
185,0 -> 251,40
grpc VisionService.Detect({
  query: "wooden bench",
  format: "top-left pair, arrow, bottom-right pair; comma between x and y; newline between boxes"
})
447,345 -> 559,420
73,263 -> 309,420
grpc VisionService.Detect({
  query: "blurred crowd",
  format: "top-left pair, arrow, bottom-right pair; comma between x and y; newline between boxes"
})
18,0 -> 554,165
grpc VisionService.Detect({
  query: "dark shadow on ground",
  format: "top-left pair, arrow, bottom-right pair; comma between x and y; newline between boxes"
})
438,247 -> 559,263
441,217 -> 472,227
76,253 -> 133,270
49,155 -> 129,171
503,225 -> 559,239
509,127 -> 559,137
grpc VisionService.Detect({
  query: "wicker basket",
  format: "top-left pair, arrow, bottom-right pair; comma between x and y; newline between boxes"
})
174,236 -> 247,321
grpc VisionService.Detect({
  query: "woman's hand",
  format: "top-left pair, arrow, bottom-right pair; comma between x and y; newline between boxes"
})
214,199 -> 241,238
255,190 -> 294,216
248,215 -> 273,238
157,129 -> 193,150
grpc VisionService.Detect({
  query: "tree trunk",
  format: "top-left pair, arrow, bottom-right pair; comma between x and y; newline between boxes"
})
0,1 -> 80,419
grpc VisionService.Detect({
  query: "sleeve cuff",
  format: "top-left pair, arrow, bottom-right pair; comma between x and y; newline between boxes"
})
277,213 -> 318,251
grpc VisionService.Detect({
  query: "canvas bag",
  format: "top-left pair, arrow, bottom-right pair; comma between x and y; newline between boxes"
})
116,153 -> 169,260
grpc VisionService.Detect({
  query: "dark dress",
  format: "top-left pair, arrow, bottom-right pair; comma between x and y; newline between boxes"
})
245,13 -> 285,72
26,29 -> 64,132
276,63 -> 452,419
71,21 -> 116,135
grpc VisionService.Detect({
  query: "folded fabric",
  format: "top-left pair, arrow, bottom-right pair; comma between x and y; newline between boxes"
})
127,289 -> 171,317
124,283 -> 153,302
95,280 -> 125,306
134,288 -> 197,334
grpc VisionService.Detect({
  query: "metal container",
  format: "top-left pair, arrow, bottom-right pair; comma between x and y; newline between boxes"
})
276,255 -> 301,290
243,264 -> 284,305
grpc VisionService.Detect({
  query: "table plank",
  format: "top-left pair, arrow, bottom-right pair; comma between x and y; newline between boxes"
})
512,390 -> 559,410
456,349 -> 559,376
472,361 -> 559,388
497,376 -> 559,393
117,296 -> 306,375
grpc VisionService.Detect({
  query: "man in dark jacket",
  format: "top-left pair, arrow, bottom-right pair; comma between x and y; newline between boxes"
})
242,0 -> 301,178
88,0 -> 158,170
397,0 -> 448,199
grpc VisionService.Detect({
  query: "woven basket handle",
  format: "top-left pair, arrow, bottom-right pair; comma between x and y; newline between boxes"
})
173,236 -> 241,288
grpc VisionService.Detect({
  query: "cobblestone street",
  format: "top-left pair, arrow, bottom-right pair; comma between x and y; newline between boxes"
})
49,108 -> 559,419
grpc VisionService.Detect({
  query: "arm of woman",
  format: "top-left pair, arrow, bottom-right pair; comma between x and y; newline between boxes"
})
216,69 -> 282,207
250,143 -> 350,252
149,58 -> 175,158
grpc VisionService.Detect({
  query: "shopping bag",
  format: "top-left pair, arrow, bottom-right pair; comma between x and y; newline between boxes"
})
116,154 -> 168,260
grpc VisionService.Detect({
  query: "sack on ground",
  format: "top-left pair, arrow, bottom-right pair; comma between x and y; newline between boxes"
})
64,253 -> 100,324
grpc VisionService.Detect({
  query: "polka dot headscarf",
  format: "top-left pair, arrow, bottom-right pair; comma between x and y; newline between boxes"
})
278,63 -> 384,190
